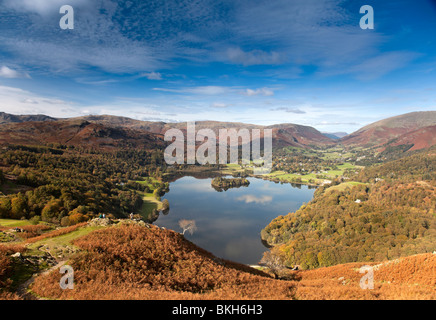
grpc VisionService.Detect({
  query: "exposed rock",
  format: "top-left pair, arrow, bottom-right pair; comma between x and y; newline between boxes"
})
118,219 -> 147,227
87,218 -> 113,227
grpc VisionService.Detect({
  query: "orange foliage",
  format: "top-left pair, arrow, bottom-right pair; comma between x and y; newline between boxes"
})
0,244 -> 26,298
16,224 -> 52,239
31,224 -> 295,300
30,224 -> 435,300
292,253 -> 436,299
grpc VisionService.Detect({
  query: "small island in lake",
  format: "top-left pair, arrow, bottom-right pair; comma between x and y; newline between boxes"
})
211,177 -> 250,192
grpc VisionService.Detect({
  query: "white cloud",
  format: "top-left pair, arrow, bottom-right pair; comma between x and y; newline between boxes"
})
226,47 -> 283,66
4,0 -> 87,16
271,107 -> 306,114
242,88 -> 274,96
153,86 -> 231,95
211,102 -> 229,108
0,66 -> 30,79
349,51 -> 420,80
141,72 -> 163,80
153,86 -> 275,97
22,98 -> 38,104
0,85 -> 76,117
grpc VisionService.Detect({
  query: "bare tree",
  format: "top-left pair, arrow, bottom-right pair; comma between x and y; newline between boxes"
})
260,251 -> 284,279
178,219 -> 197,235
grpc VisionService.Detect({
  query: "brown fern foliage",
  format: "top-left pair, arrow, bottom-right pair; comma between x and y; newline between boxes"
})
31,224 -> 296,300
0,244 -> 26,299
292,253 -> 436,300
16,225 -> 52,239
30,224 -> 435,300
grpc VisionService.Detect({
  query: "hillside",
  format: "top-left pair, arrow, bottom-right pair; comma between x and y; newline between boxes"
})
0,119 -> 166,151
382,125 -> 436,152
261,151 -> 436,269
1,221 -> 433,300
0,112 -> 57,125
28,223 -> 295,300
340,111 -> 436,148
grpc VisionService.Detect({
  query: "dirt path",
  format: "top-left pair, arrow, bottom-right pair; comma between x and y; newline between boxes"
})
17,259 -> 67,300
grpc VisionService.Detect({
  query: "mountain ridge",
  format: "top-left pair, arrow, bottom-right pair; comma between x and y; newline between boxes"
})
340,111 -> 436,147
1,111 -> 435,150
0,113 -> 334,149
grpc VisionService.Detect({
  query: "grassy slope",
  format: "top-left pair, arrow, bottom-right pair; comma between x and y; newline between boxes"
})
0,219 -> 30,228
134,178 -> 164,218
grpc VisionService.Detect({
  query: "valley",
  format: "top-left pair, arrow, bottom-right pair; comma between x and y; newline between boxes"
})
0,111 -> 435,300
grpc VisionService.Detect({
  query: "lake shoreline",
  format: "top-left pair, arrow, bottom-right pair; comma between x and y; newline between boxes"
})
164,165 -> 322,188
152,173 -> 315,265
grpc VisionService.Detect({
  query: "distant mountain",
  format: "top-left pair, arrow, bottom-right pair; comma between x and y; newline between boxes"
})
3,111 -> 436,151
267,123 -> 334,148
0,112 -> 57,124
0,118 -> 165,150
322,132 -> 348,140
340,111 -> 436,148
0,113 -> 333,150
75,116 -> 335,148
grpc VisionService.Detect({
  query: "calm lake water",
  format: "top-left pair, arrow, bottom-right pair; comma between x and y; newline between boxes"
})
155,176 -> 315,265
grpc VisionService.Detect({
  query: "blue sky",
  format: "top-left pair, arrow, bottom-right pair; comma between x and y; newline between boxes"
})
0,0 -> 436,133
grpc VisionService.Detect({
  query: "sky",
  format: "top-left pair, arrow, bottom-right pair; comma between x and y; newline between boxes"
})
0,0 -> 436,134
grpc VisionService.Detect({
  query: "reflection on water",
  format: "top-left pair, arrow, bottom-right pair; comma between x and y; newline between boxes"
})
154,176 -> 315,264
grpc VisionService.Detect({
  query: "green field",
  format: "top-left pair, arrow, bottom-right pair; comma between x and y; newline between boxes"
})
138,193 -> 163,217
26,225 -> 103,258
135,177 -> 161,189
325,181 -> 367,192
133,178 -> 164,219
263,163 -> 360,185
326,163 -> 359,176
0,219 -> 30,228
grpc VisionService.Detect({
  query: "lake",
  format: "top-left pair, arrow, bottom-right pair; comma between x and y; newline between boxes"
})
154,176 -> 315,265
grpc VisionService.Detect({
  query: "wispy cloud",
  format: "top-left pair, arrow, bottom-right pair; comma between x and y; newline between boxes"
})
211,102 -> 229,108
153,86 -> 230,95
0,0 -> 420,80
271,107 -> 306,114
153,86 -> 275,97
348,51 -> 420,80
3,0 -> 87,16
226,48 -> 284,66
242,88 -> 274,96
140,72 -> 163,80
0,66 -> 30,79
0,85 -> 76,117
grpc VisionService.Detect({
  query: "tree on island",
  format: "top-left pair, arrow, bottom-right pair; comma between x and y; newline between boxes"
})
178,219 -> 197,235
162,199 -> 170,210
162,199 -> 170,215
